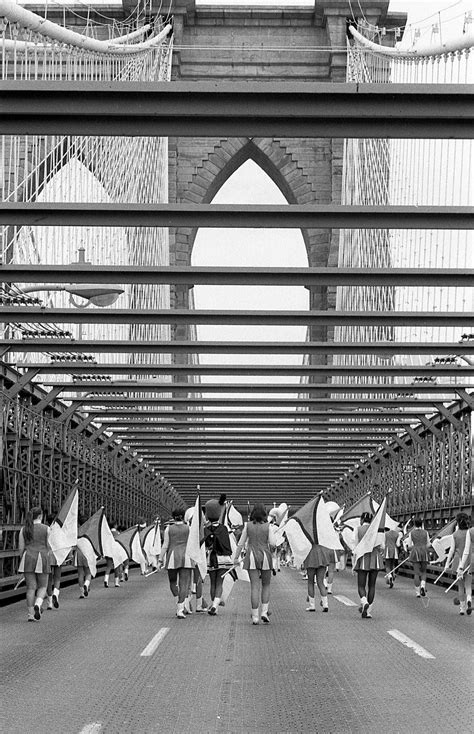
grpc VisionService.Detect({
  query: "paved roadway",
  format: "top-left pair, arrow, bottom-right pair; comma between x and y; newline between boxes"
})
1,566 -> 472,734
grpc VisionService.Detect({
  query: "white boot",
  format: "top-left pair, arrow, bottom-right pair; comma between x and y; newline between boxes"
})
27,606 -> 35,622
46,595 -> 53,610
365,604 -> 373,619
251,608 -> 259,625
52,587 -> 60,608
415,586 -> 421,597
420,581 -> 426,597
176,601 -> 186,619
33,597 -> 43,620
459,601 -> 467,615
326,583 -> 333,594
359,595 -> 368,614
320,595 -> 329,613
306,596 -> 316,612
184,595 -> 193,614
261,602 -> 270,624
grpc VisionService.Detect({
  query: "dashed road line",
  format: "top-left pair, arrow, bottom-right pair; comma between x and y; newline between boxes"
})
140,627 -> 170,657
78,724 -> 102,734
387,629 -> 435,659
334,594 -> 358,607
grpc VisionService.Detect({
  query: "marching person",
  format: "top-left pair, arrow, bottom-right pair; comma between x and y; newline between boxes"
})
233,503 -> 276,625
353,512 -> 384,619
18,507 -> 51,622
159,508 -> 192,619
384,524 -> 402,589
204,496 -> 232,616
304,542 -> 334,613
406,517 -> 430,598
445,512 -> 473,616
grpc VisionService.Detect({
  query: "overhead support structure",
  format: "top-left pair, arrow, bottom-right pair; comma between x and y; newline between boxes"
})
0,82 -> 472,138
2,340 -> 471,355
3,308 -> 472,328
1,203 -> 472,230
2,265 -> 472,287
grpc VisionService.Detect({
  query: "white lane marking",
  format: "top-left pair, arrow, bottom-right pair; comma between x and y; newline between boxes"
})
79,724 -> 102,734
140,627 -> 170,657
387,629 -> 435,659
334,595 -> 358,607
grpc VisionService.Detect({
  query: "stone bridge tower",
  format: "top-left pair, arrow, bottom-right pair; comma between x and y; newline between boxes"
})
166,1 -> 404,351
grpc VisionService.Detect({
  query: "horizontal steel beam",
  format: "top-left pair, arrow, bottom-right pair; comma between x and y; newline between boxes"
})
100,420 -> 411,429
15,363 -> 474,377
42,381 -> 472,394
0,82 -> 471,138
1,203 -> 472,230
69,397 -> 438,407
113,431 -> 396,439
84,410 -> 429,419
3,340 -> 471,355
5,307 -> 472,327
3,265 -> 473,287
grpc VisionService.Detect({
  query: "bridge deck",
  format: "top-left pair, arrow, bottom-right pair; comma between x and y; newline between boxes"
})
1,567 -> 471,734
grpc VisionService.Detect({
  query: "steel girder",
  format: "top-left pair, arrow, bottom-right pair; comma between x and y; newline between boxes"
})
0,82 -> 472,138
2,340 -> 471,354
1,203 -> 473,229
2,264 -> 473,286
3,307 -> 472,327
14,364 -> 474,377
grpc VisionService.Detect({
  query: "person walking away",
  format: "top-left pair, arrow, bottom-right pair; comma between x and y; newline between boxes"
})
353,512 -> 384,619
384,525 -> 402,588
18,507 -> 52,621
159,509 -> 192,619
406,518 -> 430,597
233,503 -> 277,625
445,512 -> 473,616
204,497 -> 233,616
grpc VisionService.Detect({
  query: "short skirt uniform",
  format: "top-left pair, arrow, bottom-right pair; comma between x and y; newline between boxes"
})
408,528 -> 430,563
18,523 -> 51,574
242,522 -> 273,571
353,524 -> 383,571
384,529 -> 401,560
303,544 -> 335,569
163,522 -> 192,570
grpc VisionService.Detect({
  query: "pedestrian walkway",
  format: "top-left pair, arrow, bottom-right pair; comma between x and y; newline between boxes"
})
1,567 -> 471,734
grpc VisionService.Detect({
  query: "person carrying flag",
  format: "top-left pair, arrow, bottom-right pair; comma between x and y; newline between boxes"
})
18,507 -> 52,621
406,518 -> 430,598
353,510 -> 385,619
445,512 -> 473,616
233,503 -> 277,625
159,508 -> 193,619
384,524 -> 403,589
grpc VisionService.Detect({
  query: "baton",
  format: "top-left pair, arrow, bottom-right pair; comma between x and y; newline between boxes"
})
144,568 -> 159,577
433,566 -> 449,584
221,563 -> 242,578
14,577 -> 25,590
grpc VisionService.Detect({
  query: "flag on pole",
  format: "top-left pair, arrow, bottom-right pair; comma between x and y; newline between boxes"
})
224,502 -> 244,530
142,523 -> 160,567
101,514 -> 129,569
221,530 -> 250,602
371,498 -> 400,531
459,527 -> 472,572
352,496 -> 387,567
338,492 -> 373,526
283,495 -> 343,568
185,495 -> 207,581
430,519 -> 457,562
77,507 -> 105,577
48,484 -> 79,565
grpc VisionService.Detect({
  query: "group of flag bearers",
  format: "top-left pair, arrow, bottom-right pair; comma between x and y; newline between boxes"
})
16,484 -> 473,623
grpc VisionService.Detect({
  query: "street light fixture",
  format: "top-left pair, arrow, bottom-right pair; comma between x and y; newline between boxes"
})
20,248 -> 124,307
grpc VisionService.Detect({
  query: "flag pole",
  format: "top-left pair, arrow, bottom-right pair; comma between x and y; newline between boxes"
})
383,557 -> 408,578
444,564 -> 471,593
433,565 -> 450,584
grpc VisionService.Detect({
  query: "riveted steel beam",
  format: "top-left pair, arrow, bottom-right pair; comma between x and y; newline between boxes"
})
1,203 -> 472,230
5,308 -> 472,327
2,340 -> 471,355
0,82 -> 471,138
15,363 -> 474,377
2,265 -> 473,287
40,381 -> 473,394
81,410 -> 430,419
68,397 -> 439,407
